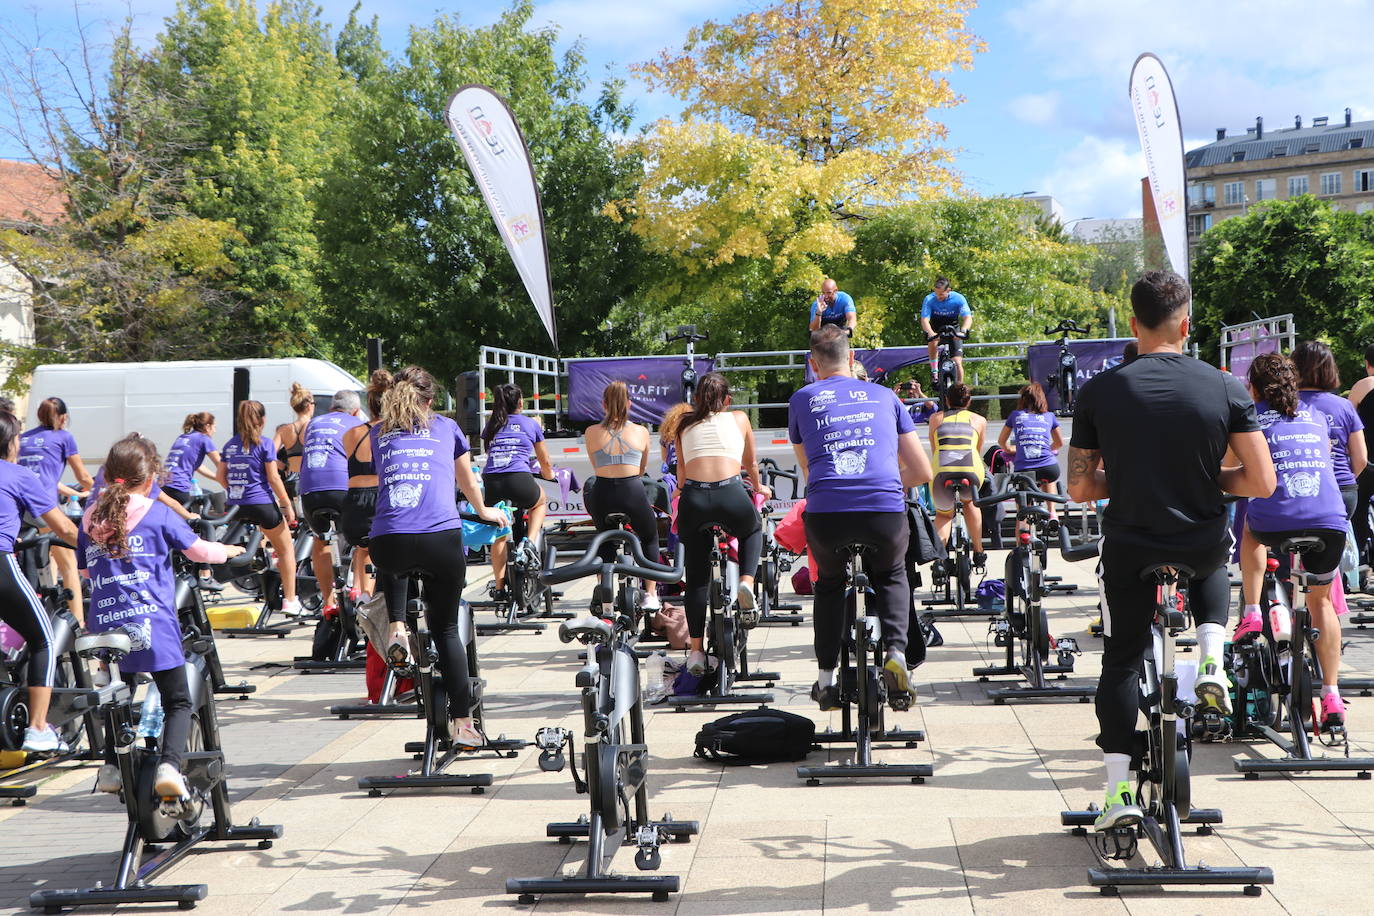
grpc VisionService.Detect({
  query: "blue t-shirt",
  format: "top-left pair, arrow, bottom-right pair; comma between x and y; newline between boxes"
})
920,290 -> 971,322
1246,401 -> 1347,533
1299,390 -> 1363,490
79,500 -> 196,673
0,460 -> 57,552
810,291 -> 856,326
18,427 -> 77,494
370,415 -> 469,538
221,435 -> 276,506
163,431 -> 215,491
484,414 -> 545,476
788,376 -> 915,514
1006,409 -> 1060,471
300,412 -> 365,494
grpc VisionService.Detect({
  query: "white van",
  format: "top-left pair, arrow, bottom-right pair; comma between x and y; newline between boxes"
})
27,358 -> 366,479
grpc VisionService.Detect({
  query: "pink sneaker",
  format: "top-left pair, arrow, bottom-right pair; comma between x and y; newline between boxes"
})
1233,611 -> 1263,642
1321,693 -> 1346,728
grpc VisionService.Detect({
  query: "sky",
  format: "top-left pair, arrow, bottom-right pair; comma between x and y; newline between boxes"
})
5,0 -> 1374,220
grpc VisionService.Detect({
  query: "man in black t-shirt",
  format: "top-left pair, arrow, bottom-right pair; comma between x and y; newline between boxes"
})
1068,270 -> 1275,831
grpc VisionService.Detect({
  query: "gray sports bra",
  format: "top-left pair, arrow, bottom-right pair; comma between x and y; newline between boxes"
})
591,426 -> 643,468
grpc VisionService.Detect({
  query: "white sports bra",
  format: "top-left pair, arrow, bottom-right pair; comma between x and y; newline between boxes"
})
679,412 -> 745,463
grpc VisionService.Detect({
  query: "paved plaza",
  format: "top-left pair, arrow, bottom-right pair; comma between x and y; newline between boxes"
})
4,554 -> 1374,915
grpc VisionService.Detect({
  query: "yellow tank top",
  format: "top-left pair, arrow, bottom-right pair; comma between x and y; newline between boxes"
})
934,409 -> 985,481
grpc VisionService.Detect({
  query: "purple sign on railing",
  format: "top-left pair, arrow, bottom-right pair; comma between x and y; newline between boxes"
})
804,346 -> 931,383
1027,340 -> 1134,412
566,356 -> 715,424
1225,324 -> 1281,380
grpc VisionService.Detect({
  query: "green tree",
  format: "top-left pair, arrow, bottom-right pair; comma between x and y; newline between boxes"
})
315,2 -> 644,381
1192,196 -> 1374,379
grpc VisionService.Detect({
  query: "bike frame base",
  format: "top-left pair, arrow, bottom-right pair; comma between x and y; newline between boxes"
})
1339,677 -> 1374,697
357,772 -> 492,794
920,602 -> 996,619
330,702 -> 419,719
506,875 -> 678,903
292,658 -> 366,672
666,692 -> 774,710
212,681 -> 256,697
985,683 -> 1095,704
797,762 -> 932,784
474,621 -> 548,635
1234,723 -> 1374,778
402,736 -> 526,757
0,784 -> 35,805
813,727 -> 924,747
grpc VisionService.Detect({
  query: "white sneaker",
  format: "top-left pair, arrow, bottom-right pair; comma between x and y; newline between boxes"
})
686,650 -> 707,677
642,594 -> 662,612
280,597 -> 303,618
92,666 -> 111,688
154,763 -> 189,799
96,763 -> 122,793
21,726 -> 67,755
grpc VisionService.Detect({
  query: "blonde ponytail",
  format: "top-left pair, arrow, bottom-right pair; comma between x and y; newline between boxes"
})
380,366 -> 437,434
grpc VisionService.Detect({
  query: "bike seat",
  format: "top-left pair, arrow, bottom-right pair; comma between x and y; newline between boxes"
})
75,632 -> 132,659
836,540 -> 879,558
1279,536 -> 1327,556
314,507 -> 341,522
558,615 -> 615,645
698,523 -> 730,538
605,513 -> 632,529
1139,562 -> 1196,583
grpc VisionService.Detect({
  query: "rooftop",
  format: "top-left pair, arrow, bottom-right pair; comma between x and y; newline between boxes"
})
0,159 -> 65,225
1186,112 -> 1374,168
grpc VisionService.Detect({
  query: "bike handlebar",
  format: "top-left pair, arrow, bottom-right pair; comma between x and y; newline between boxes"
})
541,529 -> 684,587
1061,539 -> 1101,562
1043,319 -> 1091,337
929,327 -> 967,342
665,326 -> 709,345
974,480 -> 1070,509
15,531 -> 76,552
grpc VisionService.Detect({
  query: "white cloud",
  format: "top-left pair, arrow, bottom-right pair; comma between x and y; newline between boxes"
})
1009,90 -> 1060,126
1037,135 -> 1145,222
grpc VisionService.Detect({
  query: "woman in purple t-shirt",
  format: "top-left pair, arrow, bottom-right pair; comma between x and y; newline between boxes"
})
369,366 -> 504,748
163,412 -> 223,506
1292,341 -> 1368,518
80,435 -> 242,799
1235,354 -> 1350,729
217,400 -> 301,616
479,383 -> 553,603
19,397 -> 94,626
997,383 -> 1065,529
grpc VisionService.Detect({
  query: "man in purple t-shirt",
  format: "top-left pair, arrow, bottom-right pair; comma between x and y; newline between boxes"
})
788,325 -> 933,711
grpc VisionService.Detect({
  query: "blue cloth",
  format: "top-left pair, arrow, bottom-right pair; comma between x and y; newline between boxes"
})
920,290 -> 971,321
810,291 -> 855,325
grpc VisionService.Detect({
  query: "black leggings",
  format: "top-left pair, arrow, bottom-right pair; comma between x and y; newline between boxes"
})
1095,537 -> 1231,756
676,479 -> 762,640
587,476 -> 661,564
0,551 -> 55,689
483,472 -> 542,544
104,665 -> 194,770
1355,471 -> 1374,560
805,511 -> 911,667
369,529 -> 471,718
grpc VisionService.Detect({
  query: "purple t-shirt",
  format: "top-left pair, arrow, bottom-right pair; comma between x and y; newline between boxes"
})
370,415 -> 468,538
1006,409 -> 1060,471
79,501 -> 196,673
1299,390 -> 1363,490
300,412 -> 365,495
221,435 -> 276,506
1246,401 -> 1347,533
18,427 -> 77,494
788,376 -> 915,513
163,431 -> 215,491
484,414 -> 544,476
0,460 -> 58,552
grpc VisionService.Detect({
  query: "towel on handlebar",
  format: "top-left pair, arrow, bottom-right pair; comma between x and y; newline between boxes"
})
552,466 -> 580,500
461,500 -> 513,545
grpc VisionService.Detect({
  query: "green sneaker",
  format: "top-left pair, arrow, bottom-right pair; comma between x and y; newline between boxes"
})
1194,655 -> 1233,715
1094,780 -> 1143,832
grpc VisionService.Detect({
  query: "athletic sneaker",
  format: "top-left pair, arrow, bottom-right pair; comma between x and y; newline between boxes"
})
1321,693 -> 1347,729
386,635 -> 411,672
21,726 -> 67,756
1194,656 -> 1233,715
280,597 -> 303,618
1233,611 -> 1263,642
199,578 -> 226,593
881,657 -> 916,704
322,604 -> 339,621
735,588 -> 759,629
686,650 -> 708,677
488,585 -> 510,605
154,763 -> 189,799
810,681 -> 841,711
642,594 -> 662,612
1094,781 -> 1143,832
972,551 -> 988,569
95,763 -> 121,793
451,720 -> 486,749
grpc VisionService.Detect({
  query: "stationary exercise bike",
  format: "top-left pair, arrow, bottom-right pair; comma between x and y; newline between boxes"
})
664,325 -> 708,405
293,505 -> 367,671
172,512 -> 256,698
480,504 -> 553,635
357,585 -> 524,796
1213,537 -> 1374,778
666,521 -> 777,710
1043,318 -> 1092,416
754,459 -> 803,627
929,325 -> 965,410
924,477 -> 981,618
1062,552 -> 1273,895
30,631 -> 282,911
972,475 -> 1093,704
508,529 -> 697,903
797,539 -> 932,785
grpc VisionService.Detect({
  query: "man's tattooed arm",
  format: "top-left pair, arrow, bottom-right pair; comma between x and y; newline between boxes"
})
1067,446 -> 1109,503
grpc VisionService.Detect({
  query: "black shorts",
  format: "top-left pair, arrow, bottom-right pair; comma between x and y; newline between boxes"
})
342,487 -> 377,547
1024,463 -> 1060,485
163,486 -> 192,507
930,317 -> 964,356
301,490 -> 347,537
234,502 -> 283,531
482,472 -> 542,510
1251,528 -> 1346,584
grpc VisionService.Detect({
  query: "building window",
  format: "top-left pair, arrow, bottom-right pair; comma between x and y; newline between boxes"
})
1271,148 -> 1287,158
1223,181 -> 1245,205
1350,138 -> 1365,150
1304,142 -> 1321,154
1355,169 -> 1374,192
1287,175 -> 1309,196
1187,183 -> 1216,207
1188,214 -> 1213,235
1254,178 -> 1276,201
1230,150 -> 1246,162
1321,172 -> 1342,195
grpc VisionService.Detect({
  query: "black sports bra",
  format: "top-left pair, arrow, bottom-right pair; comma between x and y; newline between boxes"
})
347,422 -> 377,478
277,419 -> 307,464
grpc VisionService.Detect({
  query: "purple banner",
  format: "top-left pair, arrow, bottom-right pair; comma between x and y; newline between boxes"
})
804,346 -> 930,383
1027,339 -> 1133,411
566,356 -> 714,424
1225,324 -> 1281,380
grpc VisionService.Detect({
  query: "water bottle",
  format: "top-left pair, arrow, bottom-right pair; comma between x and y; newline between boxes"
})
138,683 -> 165,739
65,494 -> 82,519
191,479 -> 203,498
1269,603 -> 1293,643
643,650 -> 668,703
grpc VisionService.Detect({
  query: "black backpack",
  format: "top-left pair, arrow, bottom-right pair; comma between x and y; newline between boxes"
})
693,709 -> 815,764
